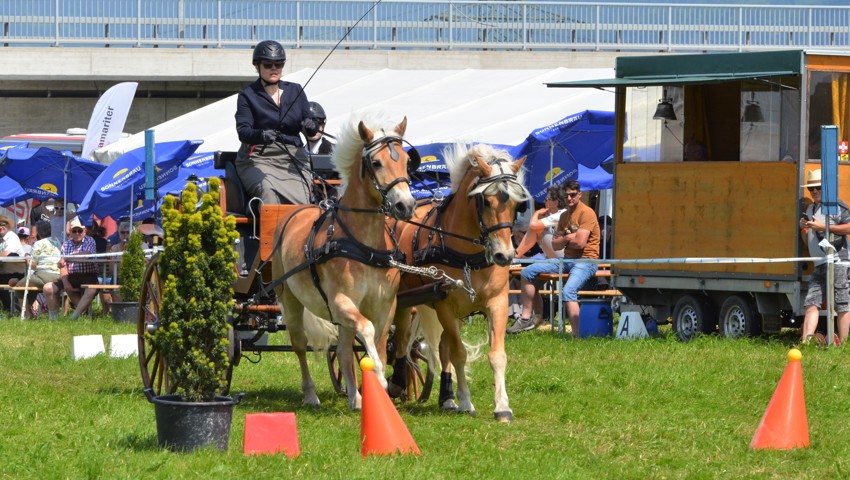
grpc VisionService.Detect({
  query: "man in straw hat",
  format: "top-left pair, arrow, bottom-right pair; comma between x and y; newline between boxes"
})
53,216 -> 99,320
799,168 -> 850,344
0,213 -> 25,311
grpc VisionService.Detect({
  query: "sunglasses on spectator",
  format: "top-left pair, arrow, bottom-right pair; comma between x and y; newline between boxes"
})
566,192 -> 580,198
808,186 -> 822,192
261,62 -> 284,70
71,228 -> 84,234
120,230 -> 130,234
0,223 -> 7,227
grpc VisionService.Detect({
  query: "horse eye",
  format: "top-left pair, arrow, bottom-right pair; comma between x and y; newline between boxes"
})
371,158 -> 382,169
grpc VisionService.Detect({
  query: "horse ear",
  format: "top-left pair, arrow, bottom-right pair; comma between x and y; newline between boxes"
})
395,116 -> 408,137
474,154 -> 493,177
512,156 -> 527,173
358,121 -> 374,143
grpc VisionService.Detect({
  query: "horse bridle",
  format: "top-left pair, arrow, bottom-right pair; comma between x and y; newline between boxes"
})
469,158 -> 521,246
356,134 -> 421,213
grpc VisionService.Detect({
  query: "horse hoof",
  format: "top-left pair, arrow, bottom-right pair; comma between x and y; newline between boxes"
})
387,381 -> 407,401
440,400 -> 459,412
494,411 -> 513,423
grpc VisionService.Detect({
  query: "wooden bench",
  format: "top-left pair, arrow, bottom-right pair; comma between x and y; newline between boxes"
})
82,284 -> 122,312
509,263 -> 621,333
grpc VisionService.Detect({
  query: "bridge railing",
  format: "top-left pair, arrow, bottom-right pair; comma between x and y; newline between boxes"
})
1,0 -> 848,52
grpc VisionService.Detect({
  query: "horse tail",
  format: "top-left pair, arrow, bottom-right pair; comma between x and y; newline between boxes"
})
410,306 -> 482,381
301,310 -> 338,355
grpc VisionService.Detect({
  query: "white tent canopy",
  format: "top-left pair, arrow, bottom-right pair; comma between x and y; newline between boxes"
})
93,67 -> 614,164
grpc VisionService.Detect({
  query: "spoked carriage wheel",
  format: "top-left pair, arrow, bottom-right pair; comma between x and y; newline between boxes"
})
406,338 -> 434,403
137,252 -> 234,396
138,253 -> 168,396
327,336 -> 367,396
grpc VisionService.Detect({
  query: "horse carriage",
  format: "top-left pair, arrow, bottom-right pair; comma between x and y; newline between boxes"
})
137,113 -> 530,421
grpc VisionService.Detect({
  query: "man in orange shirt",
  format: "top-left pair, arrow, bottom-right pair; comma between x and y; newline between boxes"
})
508,181 -> 600,336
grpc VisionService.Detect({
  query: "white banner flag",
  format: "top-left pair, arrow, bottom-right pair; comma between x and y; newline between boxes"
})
81,82 -> 138,159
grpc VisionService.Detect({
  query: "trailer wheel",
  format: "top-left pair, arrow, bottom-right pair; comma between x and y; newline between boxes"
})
672,294 -> 716,342
718,295 -> 762,338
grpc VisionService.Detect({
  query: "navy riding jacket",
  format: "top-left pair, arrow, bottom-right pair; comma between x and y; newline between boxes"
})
235,79 -> 310,148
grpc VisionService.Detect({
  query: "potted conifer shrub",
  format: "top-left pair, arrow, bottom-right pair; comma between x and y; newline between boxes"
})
111,230 -> 144,323
143,178 -> 242,452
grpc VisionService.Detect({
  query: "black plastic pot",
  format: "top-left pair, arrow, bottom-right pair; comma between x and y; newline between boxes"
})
144,387 -> 243,452
111,301 -> 139,323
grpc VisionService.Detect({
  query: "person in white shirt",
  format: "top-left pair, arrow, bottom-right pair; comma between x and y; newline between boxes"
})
0,214 -> 25,257
507,186 -> 567,333
11,221 -> 62,319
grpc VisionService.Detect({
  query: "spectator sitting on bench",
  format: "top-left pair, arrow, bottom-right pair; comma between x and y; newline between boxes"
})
54,216 -> 99,320
10,220 -> 61,319
508,181 -> 600,336
0,214 -> 25,311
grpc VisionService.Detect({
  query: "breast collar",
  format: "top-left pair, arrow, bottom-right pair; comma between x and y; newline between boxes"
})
411,193 -> 491,271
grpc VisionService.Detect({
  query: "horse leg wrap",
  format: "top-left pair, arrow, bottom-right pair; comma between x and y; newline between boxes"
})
439,371 -> 457,410
387,357 -> 408,400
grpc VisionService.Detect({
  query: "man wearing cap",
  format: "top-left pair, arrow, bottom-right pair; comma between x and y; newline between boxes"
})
54,216 -> 99,320
17,226 -> 33,256
799,168 -> 850,344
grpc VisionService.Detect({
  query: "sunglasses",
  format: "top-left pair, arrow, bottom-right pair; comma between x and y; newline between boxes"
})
120,230 -> 130,234
807,186 -> 822,192
0,223 -> 7,227
71,228 -> 84,234
261,62 -> 284,70
566,192 -> 580,198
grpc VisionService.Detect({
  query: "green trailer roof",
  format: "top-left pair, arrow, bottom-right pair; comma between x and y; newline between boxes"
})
548,50 -> 805,88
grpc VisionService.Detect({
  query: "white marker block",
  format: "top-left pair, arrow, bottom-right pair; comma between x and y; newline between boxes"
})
110,334 -> 138,358
616,312 -> 649,340
72,335 -> 105,360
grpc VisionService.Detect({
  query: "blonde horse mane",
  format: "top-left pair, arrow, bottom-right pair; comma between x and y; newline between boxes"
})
330,111 -> 406,197
442,143 -> 531,202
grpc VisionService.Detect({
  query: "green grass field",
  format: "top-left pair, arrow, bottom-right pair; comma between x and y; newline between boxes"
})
1,313 -> 849,479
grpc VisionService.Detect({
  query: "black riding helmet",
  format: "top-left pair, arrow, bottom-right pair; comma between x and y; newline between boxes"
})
252,40 -> 286,65
308,102 -> 326,122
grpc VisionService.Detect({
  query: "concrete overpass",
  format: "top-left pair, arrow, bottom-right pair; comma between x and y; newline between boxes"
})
0,47 -> 620,138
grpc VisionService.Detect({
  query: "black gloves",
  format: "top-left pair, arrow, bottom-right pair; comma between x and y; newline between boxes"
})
261,129 -> 276,145
301,118 -> 319,137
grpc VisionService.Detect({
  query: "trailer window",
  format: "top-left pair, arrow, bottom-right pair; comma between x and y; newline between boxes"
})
740,80 -> 800,163
623,77 -> 800,163
807,71 -> 850,161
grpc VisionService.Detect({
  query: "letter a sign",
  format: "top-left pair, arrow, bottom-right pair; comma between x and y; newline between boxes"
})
616,312 -> 649,339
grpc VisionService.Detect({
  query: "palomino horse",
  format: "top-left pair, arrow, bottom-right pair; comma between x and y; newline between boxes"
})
389,143 -> 529,422
271,114 -> 417,410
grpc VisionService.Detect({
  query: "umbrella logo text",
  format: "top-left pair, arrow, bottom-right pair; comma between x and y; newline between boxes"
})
545,167 -> 563,182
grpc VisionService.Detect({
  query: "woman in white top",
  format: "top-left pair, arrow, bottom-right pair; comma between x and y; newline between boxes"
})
514,186 -> 567,260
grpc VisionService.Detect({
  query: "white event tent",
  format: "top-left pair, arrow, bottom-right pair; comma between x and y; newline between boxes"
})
93,67 -> 614,164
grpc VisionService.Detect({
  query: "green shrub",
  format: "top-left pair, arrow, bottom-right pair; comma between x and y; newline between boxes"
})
118,230 -> 145,303
149,178 -> 238,402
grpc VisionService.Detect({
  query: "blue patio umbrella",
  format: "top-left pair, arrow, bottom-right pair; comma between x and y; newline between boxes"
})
0,176 -> 28,208
510,110 -> 615,200
77,140 -> 202,222
0,146 -> 106,204
157,152 -> 223,198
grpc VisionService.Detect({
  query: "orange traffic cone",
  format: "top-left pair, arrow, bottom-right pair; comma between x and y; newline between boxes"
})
750,348 -> 810,449
359,356 -> 421,457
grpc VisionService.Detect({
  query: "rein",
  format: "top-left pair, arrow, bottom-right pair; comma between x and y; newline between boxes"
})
406,166 -> 522,270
